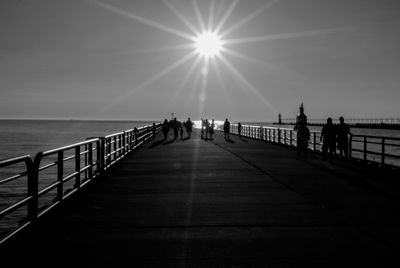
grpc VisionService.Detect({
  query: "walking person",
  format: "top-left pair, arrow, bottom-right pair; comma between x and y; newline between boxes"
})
209,119 -> 215,140
294,120 -> 310,160
161,119 -> 170,140
238,122 -> 242,138
320,117 -> 336,161
223,118 -> 230,140
336,116 -> 351,159
185,117 -> 193,138
172,118 -> 179,140
204,119 -> 210,140
180,121 -> 184,140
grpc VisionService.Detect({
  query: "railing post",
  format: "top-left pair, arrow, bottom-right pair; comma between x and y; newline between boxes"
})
284,130 -> 287,145
57,151 -> 64,201
75,146 -> 81,188
290,131 -> 293,146
134,128 -> 138,147
349,135 -> 353,159
88,143 -> 93,180
381,137 -> 385,166
106,138 -> 111,167
277,128 -> 281,144
28,156 -> 39,221
363,136 -> 367,162
99,137 -> 105,172
313,133 -> 317,151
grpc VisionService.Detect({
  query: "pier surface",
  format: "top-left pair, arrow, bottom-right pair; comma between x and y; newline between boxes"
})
3,130 -> 400,266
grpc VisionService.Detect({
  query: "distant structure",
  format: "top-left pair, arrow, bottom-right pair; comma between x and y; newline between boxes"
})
296,102 -> 307,125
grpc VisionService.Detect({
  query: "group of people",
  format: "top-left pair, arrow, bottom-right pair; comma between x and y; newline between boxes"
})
320,116 -> 351,160
200,118 -> 215,140
294,115 -> 351,161
161,117 -> 193,141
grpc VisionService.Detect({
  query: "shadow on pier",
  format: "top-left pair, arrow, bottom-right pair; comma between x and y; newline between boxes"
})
2,129 -> 400,266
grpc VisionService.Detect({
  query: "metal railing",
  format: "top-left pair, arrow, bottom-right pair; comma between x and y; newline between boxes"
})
350,134 -> 400,167
0,155 -> 34,245
230,124 -> 400,168
0,123 -> 160,245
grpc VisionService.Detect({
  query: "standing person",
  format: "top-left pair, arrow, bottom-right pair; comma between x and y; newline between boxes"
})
223,118 -> 230,140
185,117 -> 193,138
296,103 -> 308,126
320,117 -> 336,160
161,119 -> 170,140
201,118 -> 205,139
336,116 -> 351,159
294,120 -> 310,160
238,122 -> 242,138
209,119 -> 215,140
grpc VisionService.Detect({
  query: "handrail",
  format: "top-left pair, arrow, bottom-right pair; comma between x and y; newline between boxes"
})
229,124 -> 400,168
0,123 -> 161,246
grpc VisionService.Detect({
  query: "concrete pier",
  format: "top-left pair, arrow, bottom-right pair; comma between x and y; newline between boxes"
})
2,130 -> 400,266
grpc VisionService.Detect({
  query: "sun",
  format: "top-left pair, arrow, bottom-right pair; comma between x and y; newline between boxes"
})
194,31 -> 222,59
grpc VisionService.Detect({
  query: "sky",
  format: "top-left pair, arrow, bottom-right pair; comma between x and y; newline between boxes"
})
1,0 -> 400,122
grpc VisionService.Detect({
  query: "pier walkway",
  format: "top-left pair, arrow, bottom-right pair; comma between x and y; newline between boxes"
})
3,130 -> 400,266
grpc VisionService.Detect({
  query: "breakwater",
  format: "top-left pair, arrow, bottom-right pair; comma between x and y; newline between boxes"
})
276,118 -> 400,129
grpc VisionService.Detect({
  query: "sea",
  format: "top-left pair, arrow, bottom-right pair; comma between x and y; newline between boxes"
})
1,119 -> 399,234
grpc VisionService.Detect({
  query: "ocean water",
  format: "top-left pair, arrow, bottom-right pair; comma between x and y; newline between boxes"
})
0,120 -> 156,233
0,120 -> 156,160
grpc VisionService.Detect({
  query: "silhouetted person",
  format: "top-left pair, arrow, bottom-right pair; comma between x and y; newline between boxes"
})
224,118 -> 230,139
161,119 -> 170,140
336,116 -> 351,159
294,120 -> 310,160
238,122 -> 242,138
204,119 -> 210,140
320,117 -> 336,160
152,123 -> 156,139
201,118 -> 205,139
185,117 -> 193,138
180,121 -> 184,140
172,118 -> 179,140
209,119 -> 215,140
296,102 -> 308,126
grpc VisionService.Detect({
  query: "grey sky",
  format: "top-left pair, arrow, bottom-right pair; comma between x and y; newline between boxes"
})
1,0 -> 399,121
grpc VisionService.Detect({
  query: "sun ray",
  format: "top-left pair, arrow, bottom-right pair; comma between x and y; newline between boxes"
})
91,0 -> 194,41
186,67 -> 203,114
214,0 -> 240,33
99,51 -> 197,113
210,57 -> 234,116
130,44 -> 194,54
224,27 -> 354,45
199,58 -> 210,106
222,47 -> 311,84
219,54 -> 278,115
162,0 -> 199,35
221,0 -> 281,37
192,0 -> 206,32
221,47 -> 271,66
170,55 -> 202,103
207,0 -> 216,30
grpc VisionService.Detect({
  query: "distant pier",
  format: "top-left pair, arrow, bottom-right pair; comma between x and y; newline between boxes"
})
275,118 -> 400,129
